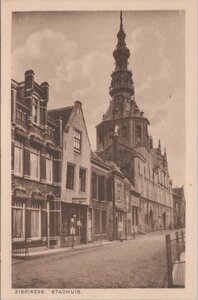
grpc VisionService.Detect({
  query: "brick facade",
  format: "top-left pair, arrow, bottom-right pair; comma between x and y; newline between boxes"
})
11,70 -> 61,250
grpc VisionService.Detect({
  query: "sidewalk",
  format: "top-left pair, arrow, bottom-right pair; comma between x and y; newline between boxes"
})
12,238 -> 129,263
12,229 -> 176,263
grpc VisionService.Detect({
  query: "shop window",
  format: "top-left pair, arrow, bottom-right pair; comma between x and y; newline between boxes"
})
12,201 -> 25,240
30,148 -> 40,180
79,168 -> 86,192
46,153 -> 53,184
98,175 -> 105,201
30,203 -> 41,240
74,129 -> 81,153
14,141 -> 23,176
92,172 -> 97,199
95,209 -> 100,234
102,210 -> 107,234
66,163 -> 75,189
32,98 -> 40,125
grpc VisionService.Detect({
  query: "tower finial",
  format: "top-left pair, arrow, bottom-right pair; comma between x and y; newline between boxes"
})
120,11 -> 123,28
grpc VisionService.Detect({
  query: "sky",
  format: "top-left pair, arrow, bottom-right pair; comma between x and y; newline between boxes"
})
12,11 -> 185,187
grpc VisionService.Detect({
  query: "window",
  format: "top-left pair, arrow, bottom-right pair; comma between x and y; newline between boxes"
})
66,163 -> 75,189
14,141 -> 23,176
74,129 -> 81,153
98,176 -> 105,201
32,98 -> 40,124
117,183 -> 122,202
79,168 -> 86,192
102,210 -> 107,234
92,172 -> 97,199
12,202 -> 25,240
135,125 -> 141,140
30,148 -> 40,180
30,204 -> 41,240
46,153 -> 53,183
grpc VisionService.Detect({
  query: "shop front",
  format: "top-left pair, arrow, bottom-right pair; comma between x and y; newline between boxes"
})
61,202 -> 88,247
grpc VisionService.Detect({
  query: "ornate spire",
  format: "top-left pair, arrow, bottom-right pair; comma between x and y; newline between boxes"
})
158,139 -> 161,153
109,11 -> 134,98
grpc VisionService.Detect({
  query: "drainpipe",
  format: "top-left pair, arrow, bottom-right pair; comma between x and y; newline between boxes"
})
112,173 -> 116,241
47,200 -> 50,248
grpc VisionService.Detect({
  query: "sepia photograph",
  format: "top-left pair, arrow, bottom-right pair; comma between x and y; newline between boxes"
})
1,1 -> 196,299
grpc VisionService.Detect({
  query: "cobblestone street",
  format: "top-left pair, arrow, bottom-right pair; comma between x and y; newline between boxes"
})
12,230 -> 177,288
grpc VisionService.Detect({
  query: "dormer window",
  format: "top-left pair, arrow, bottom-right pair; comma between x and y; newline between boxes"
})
32,98 -> 40,125
74,129 -> 81,153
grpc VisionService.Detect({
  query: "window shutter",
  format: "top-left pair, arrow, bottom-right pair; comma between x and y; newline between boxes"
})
24,148 -> 30,176
40,155 -> 46,180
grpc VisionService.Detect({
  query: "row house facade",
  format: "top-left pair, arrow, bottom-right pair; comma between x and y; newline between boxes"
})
11,70 -> 62,250
48,101 -> 92,247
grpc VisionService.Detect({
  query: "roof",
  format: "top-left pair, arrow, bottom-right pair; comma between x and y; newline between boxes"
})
172,187 -> 184,198
48,106 -> 73,128
91,151 -> 111,170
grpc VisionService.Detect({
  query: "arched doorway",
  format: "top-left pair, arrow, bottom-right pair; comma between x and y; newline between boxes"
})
149,210 -> 154,232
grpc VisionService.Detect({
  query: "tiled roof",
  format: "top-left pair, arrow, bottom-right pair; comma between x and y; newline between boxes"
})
48,106 -> 73,128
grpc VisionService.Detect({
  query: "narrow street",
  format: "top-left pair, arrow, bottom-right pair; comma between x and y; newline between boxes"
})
12,230 -> 175,289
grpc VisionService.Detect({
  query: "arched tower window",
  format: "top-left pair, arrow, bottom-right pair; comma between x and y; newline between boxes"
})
135,125 -> 142,139
98,130 -> 104,144
108,127 -> 114,139
121,125 -> 127,138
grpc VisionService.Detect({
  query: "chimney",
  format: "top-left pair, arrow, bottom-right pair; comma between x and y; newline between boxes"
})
24,70 -> 34,91
41,82 -> 49,102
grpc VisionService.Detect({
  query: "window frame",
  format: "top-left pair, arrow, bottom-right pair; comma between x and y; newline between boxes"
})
46,153 -> 53,184
32,97 -> 40,125
28,203 -> 41,240
74,129 -> 81,153
66,163 -> 75,190
14,140 -> 23,177
92,172 -> 98,199
30,148 -> 40,181
79,167 -> 86,192
12,201 -> 25,241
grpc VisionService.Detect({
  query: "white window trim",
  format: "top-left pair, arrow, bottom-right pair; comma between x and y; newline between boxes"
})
30,148 -> 40,181
46,153 -> 53,184
14,141 -> 23,177
27,205 -> 42,240
12,202 -> 25,241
